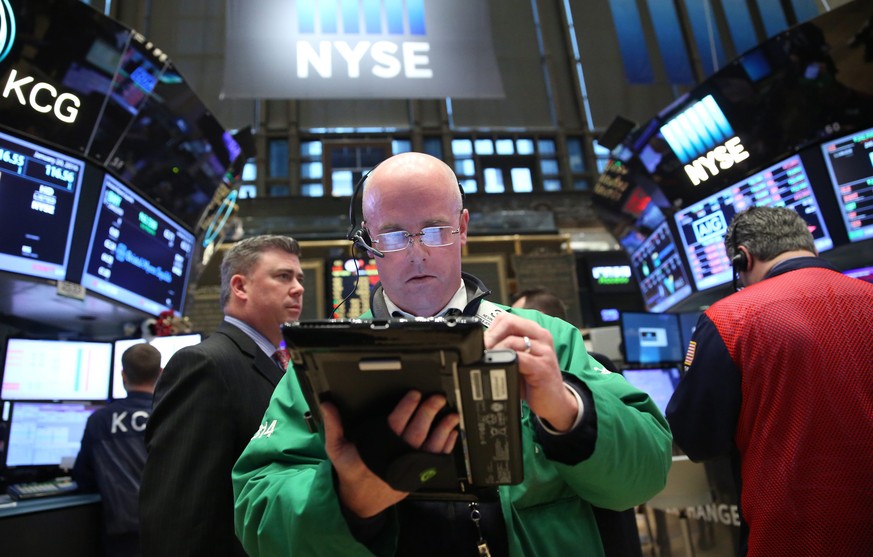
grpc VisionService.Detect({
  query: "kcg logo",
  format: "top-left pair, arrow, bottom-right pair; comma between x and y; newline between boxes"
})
0,0 -> 16,64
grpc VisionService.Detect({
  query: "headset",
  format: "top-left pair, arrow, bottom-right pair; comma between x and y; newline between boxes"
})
729,208 -> 752,292
346,165 -> 385,258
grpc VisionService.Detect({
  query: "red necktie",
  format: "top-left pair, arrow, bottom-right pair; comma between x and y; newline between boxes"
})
273,348 -> 291,370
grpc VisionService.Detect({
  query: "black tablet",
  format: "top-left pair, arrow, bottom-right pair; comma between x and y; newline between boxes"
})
283,317 -> 523,497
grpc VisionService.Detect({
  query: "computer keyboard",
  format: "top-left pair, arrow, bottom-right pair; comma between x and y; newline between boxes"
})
6,477 -> 79,500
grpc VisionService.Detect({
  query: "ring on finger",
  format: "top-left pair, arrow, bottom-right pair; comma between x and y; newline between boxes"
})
523,335 -> 532,354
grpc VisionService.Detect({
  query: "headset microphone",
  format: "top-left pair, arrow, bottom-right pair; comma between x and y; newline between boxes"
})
352,229 -> 384,258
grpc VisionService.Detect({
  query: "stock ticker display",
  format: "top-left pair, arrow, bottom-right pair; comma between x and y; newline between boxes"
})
821,127 -> 873,243
629,221 -> 693,313
81,174 -> 195,315
329,257 -> 379,319
0,130 -> 85,281
673,154 -> 834,291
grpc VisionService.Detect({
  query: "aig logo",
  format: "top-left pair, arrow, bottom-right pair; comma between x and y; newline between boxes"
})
296,0 -> 432,80
0,0 -> 16,64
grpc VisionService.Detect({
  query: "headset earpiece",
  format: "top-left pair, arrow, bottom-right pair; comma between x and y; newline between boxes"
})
732,249 -> 748,273
347,165 -> 384,258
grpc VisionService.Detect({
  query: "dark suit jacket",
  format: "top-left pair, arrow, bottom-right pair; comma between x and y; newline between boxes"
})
139,321 -> 284,557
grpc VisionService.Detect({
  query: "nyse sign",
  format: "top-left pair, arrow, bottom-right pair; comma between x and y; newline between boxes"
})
684,136 -> 750,186
297,40 -> 432,79
223,0 -> 503,99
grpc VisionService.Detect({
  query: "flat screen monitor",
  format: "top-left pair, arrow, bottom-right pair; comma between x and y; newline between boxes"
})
0,130 -> 86,281
3,401 -> 99,469
82,174 -> 196,315
620,312 -> 683,365
628,221 -> 693,313
844,265 -> 873,285
328,257 -> 379,319
110,334 -> 201,399
677,311 -> 702,353
673,154 -> 834,291
621,367 -> 682,415
820,126 -> 873,243
1,339 -> 112,401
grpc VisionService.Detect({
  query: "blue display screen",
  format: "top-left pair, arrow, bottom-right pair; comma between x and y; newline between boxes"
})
820,127 -> 873,243
82,174 -> 195,315
628,221 -> 693,313
673,154 -> 833,291
620,311 -> 683,365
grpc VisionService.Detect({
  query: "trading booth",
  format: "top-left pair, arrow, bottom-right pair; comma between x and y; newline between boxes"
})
593,2 -> 873,555
0,1 -> 250,553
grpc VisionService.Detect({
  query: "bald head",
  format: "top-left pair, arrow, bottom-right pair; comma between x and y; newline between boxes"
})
362,153 -> 462,222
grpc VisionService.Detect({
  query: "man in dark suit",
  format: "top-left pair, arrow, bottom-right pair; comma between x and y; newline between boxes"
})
140,235 -> 304,557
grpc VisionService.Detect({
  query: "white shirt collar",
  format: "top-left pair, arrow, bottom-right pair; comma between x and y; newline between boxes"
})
384,280 -> 467,318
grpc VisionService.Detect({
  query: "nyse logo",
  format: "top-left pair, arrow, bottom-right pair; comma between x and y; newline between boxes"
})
296,0 -> 432,80
0,0 -> 15,63
683,136 -> 750,186
2,68 -> 82,124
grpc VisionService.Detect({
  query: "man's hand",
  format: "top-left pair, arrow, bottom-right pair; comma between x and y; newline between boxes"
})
485,312 -> 579,432
322,391 -> 459,518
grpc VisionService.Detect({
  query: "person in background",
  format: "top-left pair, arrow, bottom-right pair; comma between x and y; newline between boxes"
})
73,342 -> 162,557
511,287 -> 569,321
139,235 -> 304,557
666,206 -> 873,556
511,286 -> 643,557
233,152 -> 672,556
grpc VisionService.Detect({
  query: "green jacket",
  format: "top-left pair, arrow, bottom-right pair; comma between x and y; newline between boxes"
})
233,305 -> 672,556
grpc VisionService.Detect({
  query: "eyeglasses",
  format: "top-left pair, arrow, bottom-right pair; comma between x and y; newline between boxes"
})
370,225 -> 460,253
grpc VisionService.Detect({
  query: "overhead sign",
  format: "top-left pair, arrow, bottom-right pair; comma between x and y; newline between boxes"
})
223,0 -> 504,99
660,95 -> 750,186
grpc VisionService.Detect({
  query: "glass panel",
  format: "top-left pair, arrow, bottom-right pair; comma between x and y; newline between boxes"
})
540,159 -> 559,175
455,159 -> 476,176
424,137 -> 443,158
573,179 -> 590,191
241,160 -> 257,181
538,138 -> 556,155
460,178 -> 478,194
475,139 -> 494,155
392,139 -> 412,154
452,139 -> 474,157
543,179 -> 562,192
495,139 -> 514,155
301,182 -> 324,197
269,140 -> 289,178
483,168 -> 505,193
517,138 -> 535,155
567,138 -> 585,172
332,170 -> 353,197
268,184 -> 290,196
238,185 -> 257,199
301,161 -> 323,179
300,140 -> 323,157
511,168 -> 533,192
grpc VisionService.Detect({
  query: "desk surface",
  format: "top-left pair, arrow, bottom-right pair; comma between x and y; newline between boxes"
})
0,493 -> 101,518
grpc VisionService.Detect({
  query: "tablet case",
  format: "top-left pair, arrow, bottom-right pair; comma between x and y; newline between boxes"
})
283,317 -> 523,498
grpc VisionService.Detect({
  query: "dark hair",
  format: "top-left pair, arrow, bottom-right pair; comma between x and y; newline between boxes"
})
723,206 -> 816,261
219,235 -> 301,308
122,343 -> 162,386
514,287 -> 568,321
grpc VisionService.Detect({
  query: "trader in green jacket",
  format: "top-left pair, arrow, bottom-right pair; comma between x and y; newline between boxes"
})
233,152 -> 672,556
